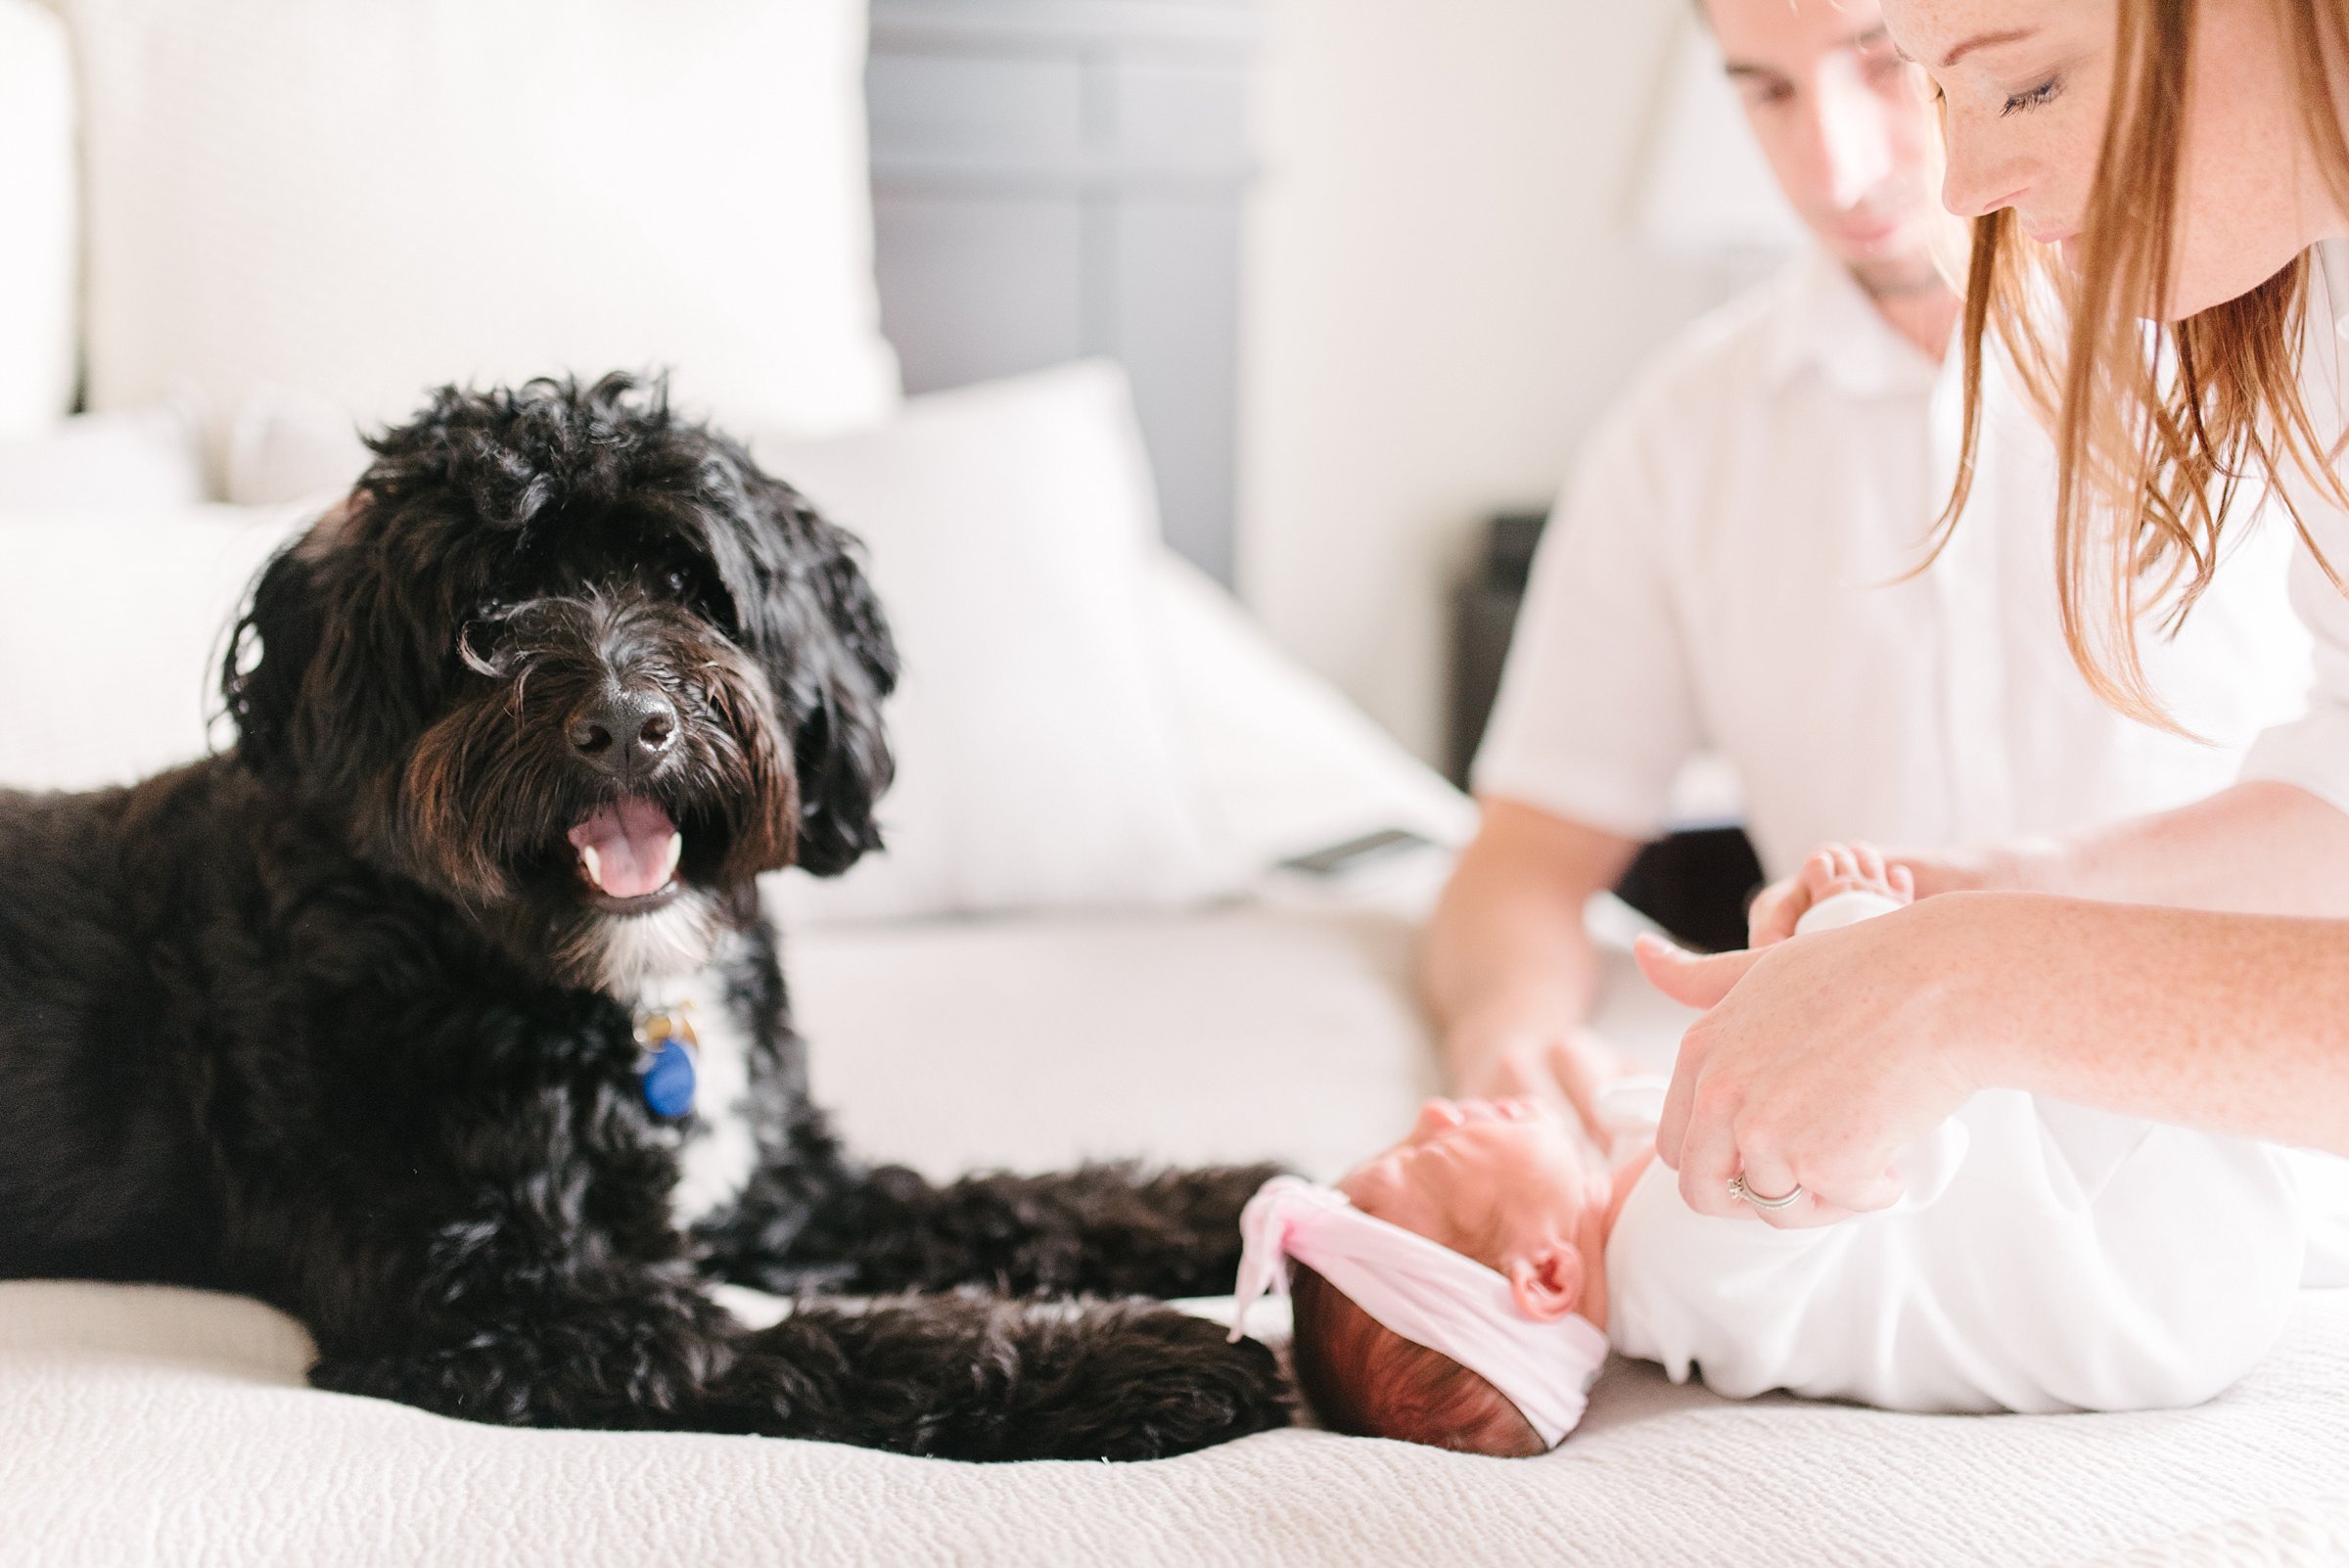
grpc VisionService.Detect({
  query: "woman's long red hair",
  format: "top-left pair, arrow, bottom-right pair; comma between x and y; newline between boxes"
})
1942,0 -> 2349,722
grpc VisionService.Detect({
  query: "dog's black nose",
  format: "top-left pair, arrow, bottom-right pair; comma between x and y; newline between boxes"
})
568,688 -> 678,779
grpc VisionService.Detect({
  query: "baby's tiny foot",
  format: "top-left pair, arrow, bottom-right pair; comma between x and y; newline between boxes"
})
1799,842 -> 1914,908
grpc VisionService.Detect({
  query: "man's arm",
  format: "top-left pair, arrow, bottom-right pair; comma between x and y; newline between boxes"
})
1419,797 -> 1641,1109
1439,395 -> 1696,1114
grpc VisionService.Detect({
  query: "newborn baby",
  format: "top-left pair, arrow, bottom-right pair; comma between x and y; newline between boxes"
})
1235,850 -> 2326,1454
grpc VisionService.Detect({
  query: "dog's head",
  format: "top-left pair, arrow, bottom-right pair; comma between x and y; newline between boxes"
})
224,374 -> 897,992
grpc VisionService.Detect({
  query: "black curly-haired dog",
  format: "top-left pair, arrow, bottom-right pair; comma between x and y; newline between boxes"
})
0,375 -> 1288,1460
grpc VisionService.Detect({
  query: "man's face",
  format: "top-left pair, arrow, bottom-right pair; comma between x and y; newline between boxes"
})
1705,0 -> 1945,286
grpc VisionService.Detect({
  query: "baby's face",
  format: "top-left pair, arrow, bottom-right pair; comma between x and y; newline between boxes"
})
1338,1097 -> 1598,1270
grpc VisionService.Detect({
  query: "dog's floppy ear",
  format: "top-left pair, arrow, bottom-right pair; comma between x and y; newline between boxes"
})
223,497 -> 385,787
223,531 -> 330,785
746,481 -> 898,878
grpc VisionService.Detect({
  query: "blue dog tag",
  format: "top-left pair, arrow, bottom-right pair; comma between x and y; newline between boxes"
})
640,1037 -> 698,1119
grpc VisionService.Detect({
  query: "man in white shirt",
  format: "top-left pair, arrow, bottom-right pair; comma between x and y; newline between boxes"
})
1422,0 -> 2308,1107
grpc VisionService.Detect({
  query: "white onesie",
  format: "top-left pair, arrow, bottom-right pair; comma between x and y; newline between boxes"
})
1603,891 -> 2329,1414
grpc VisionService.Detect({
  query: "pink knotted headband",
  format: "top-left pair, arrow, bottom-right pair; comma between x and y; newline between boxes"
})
1230,1175 -> 1609,1447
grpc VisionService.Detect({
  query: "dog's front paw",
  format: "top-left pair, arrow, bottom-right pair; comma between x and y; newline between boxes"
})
1015,1302 -> 1291,1461
732,1294 -> 1289,1460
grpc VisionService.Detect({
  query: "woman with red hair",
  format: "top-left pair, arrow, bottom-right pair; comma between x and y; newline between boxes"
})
1640,0 -> 2349,1232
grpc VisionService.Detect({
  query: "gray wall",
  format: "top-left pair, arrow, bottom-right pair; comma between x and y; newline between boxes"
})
867,0 -> 1263,582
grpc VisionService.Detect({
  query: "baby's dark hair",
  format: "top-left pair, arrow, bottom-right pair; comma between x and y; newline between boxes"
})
1288,1265 -> 1546,1456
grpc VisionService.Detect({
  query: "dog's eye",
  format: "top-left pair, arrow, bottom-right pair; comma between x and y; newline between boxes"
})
664,569 -> 687,596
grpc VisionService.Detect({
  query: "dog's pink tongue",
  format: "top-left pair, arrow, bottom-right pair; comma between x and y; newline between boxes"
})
566,797 -> 678,899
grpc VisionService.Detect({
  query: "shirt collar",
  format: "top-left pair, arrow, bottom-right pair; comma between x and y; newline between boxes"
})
1761,244 -> 1945,401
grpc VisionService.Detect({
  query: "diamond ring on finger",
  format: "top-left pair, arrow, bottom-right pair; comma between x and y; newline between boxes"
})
1727,1173 -> 1803,1211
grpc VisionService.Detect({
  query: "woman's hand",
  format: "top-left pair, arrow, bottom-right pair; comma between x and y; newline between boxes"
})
1634,896 -> 1999,1227
1746,838 -> 2059,947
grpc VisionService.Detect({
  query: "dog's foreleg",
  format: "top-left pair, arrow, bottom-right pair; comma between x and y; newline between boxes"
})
703,1292 -> 1289,1460
303,1219 -> 1289,1458
704,1157 -> 1285,1299
303,1257 -> 748,1431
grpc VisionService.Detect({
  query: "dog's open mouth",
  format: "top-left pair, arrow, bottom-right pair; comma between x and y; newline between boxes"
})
566,796 -> 684,913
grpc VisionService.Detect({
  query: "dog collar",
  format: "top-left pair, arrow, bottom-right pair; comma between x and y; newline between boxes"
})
633,1003 -> 699,1119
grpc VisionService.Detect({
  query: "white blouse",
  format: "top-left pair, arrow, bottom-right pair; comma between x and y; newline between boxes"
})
2238,239 -> 2349,812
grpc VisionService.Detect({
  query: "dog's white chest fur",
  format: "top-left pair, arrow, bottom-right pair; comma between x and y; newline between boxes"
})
636,969 -> 758,1230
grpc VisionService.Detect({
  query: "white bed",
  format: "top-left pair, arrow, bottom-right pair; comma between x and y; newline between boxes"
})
3,3 -> 2347,1563
7,910 -> 2348,1568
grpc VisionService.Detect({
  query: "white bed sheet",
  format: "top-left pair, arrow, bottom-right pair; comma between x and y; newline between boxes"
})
4,892 -> 2346,1568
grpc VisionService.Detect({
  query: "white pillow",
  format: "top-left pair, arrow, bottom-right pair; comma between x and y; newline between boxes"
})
0,402 -> 209,517
225,388 -> 374,509
1147,548 -> 1476,870
66,0 -> 899,458
759,363 -> 1242,922
0,0 -> 75,437
0,507 -> 306,794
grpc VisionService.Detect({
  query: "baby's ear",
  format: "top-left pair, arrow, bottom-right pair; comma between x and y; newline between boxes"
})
1506,1245 -> 1586,1320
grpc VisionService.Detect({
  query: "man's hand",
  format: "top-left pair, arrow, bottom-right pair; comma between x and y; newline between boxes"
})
1420,799 -> 1641,1132
1449,1023 -> 1642,1142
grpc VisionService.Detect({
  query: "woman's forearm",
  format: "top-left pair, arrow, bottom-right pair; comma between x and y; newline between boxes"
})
1946,892 -> 2349,1153
1761,783 -> 2349,946
1642,889 -> 2349,1222
2017,781 -> 2349,916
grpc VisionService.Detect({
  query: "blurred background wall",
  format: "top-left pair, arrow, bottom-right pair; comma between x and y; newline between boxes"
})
1238,0 -> 1776,764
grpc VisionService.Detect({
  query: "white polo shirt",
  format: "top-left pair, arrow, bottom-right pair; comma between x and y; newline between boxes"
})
1474,247 -> 2311,878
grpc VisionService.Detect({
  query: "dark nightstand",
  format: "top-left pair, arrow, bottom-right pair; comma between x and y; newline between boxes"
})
1450,510 -> 1765,953
1450,510 -> 1550,787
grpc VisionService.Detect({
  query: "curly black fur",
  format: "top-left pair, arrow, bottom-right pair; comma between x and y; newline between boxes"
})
0,376 -> 1287,1460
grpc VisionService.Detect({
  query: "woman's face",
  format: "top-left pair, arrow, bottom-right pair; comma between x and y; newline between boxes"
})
1884,0 -> 2340,319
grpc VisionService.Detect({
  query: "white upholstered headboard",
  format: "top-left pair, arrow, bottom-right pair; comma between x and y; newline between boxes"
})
1,0 -> 1264,587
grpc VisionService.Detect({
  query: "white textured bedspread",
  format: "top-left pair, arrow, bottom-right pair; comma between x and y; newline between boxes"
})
4,1280 -> 2344,1568
4,899 -> 2345,1567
